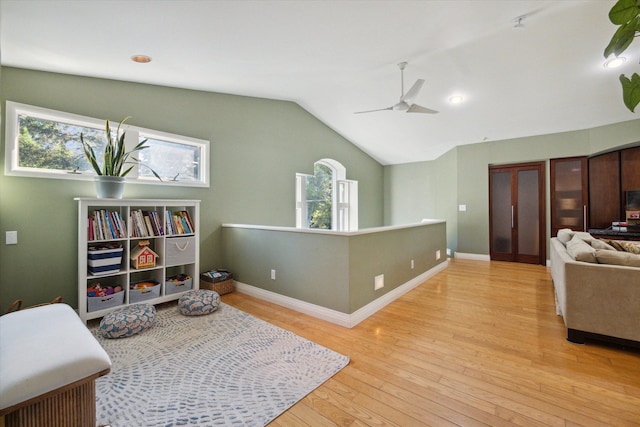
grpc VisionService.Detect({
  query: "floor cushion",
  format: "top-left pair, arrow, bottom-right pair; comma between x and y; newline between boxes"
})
178,290 -> 220,316
99,304 -> 156,338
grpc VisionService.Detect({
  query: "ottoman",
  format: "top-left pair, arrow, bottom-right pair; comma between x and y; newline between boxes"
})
99,304 -> 156,338
178,289 -> 220,316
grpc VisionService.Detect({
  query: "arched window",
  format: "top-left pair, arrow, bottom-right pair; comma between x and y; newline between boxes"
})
296,159 -> 358,231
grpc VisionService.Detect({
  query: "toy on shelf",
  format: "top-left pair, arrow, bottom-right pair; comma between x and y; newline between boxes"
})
86,283 -> 122,297
130,240 -> 159,269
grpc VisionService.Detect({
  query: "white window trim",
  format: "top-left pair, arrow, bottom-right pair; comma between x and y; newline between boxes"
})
295,158 -> 358,232
4,101 -> 210,187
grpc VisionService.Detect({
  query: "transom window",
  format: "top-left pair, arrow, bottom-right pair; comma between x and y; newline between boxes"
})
296,159 -> 358,231
4,101 -> 209,187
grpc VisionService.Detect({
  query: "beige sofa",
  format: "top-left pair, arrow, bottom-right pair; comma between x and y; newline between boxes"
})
550,230 -> 640,347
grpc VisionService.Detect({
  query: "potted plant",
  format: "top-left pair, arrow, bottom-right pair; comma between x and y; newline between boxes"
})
81,117 -> 161,198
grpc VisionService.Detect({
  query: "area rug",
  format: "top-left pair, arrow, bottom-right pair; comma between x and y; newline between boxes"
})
91,303 -> 349,426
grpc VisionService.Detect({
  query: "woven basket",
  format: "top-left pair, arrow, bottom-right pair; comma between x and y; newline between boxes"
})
200,278 -> 234,295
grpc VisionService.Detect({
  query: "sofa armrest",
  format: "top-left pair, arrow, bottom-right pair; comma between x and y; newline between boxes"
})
564,262 -> 640,342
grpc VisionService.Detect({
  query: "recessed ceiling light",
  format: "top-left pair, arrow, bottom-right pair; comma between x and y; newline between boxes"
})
131,55 -> 152,64
604,56 -> 626,69
448,95 -> 464,104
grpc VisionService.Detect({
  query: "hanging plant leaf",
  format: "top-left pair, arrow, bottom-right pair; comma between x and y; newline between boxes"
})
609,0 -> 640,25
620,73 -> 640,112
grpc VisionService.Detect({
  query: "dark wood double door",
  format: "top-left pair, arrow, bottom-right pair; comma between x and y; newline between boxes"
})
489,162 -> 546,265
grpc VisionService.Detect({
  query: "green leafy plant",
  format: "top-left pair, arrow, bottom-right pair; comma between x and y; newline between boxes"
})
604,0 -> 640,112
81,117 -> 161,179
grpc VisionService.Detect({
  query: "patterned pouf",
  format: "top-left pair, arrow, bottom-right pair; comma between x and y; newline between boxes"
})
178,289 -> 220,316
99,304 -> 156,339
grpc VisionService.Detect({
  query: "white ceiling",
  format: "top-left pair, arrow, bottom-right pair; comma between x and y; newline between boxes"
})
1,0 -> 636,165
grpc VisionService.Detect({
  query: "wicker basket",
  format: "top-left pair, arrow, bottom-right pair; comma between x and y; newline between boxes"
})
200,277 -> 234,295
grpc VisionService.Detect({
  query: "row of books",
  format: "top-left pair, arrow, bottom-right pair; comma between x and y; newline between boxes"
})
88,209 -> 195,241
131,209 -> 164,237
166,210 -> 195,235
88,210 -> 127,241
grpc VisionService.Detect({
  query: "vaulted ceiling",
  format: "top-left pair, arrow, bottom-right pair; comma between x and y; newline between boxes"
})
1,0 -> 636,165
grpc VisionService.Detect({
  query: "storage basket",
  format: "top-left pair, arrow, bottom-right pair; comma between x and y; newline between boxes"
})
88,245 -> 123,275
165,275 -> 193,295
87,291 -> 124,312
200,270 -> 234,295
129,281 -> 161,303
200,279 -> 234,295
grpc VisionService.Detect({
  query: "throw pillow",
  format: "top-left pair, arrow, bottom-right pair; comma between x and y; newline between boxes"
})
566,235 -> 597,263
617,240 -> 640,255
590,239 -> 616,251
595,249 -> 640,267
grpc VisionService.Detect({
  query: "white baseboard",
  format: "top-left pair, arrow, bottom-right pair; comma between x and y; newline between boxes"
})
454,252 -> 490,261
234,260 -> 449,328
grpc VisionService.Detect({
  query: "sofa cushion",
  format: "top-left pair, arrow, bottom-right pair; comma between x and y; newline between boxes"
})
566,235 -> 597,263
556,228 -> 574,244
595,249 -> 640,267
591,239 -> 616,251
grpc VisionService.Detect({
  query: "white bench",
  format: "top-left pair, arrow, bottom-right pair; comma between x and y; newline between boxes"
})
0,303 -> 111,426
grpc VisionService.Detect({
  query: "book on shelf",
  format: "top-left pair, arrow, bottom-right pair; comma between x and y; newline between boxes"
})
130,209 -> 163,237
88,209 -> 126,241
166,210 -> 195,235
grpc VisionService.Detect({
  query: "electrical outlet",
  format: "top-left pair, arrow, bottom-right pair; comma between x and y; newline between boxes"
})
411,259 -> 414,269
436,250 -> 441,260
374,274 -> 384,290
446,248 -> 451,256
271,269 -> 276,280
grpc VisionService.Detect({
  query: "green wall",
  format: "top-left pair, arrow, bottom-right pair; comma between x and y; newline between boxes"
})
0,67 -> 384,310
384,120 -> 640,256
222,222 -> 446,314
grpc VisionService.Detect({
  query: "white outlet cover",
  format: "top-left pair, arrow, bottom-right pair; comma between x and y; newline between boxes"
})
374,274 -> 384,290
458,204 -> 467,212
6,231 -> 17,245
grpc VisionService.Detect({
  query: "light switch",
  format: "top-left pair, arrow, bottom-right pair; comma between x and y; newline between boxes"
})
458,204 -> 467,212
6,231 -> 17,245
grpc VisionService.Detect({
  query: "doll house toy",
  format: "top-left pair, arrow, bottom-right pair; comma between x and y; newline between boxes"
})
130,240 -> 159,269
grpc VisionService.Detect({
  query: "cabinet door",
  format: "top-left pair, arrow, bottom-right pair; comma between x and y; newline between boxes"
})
621,146 -> 640,195
550,157 -> 588,236
589,151 -> 621,229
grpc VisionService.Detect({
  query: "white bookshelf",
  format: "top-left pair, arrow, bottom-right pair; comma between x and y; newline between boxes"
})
76,198 -> 200,323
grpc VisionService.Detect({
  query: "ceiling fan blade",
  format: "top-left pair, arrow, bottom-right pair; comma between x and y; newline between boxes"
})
354,106 -> 393,114
401,79 -> 425,104
407,104 -> 439,114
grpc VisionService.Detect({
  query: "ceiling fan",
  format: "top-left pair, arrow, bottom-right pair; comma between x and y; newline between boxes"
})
355,62 -> 439,115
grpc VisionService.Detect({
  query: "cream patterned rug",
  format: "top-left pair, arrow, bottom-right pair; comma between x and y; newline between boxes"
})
91,303 -> 349,426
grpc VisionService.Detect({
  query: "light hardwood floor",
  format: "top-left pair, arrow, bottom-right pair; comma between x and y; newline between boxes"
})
221,259 -> 640,426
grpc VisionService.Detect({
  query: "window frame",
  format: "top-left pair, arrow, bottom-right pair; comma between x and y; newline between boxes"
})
4,101 -> 210,187
295,158 -> 358,232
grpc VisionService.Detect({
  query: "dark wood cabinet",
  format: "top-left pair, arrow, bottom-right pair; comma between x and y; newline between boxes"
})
550,157 -> 588,236
588,146 -> 640,229
489,162 -> 546,265
621,146 -> 640,197
589,151 -> 621,229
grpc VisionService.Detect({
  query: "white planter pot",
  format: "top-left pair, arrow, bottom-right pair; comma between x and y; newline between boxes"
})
94,176 -> 125,199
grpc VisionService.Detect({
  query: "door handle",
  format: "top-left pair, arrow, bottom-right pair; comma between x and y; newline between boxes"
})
511,205 -> 514,228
